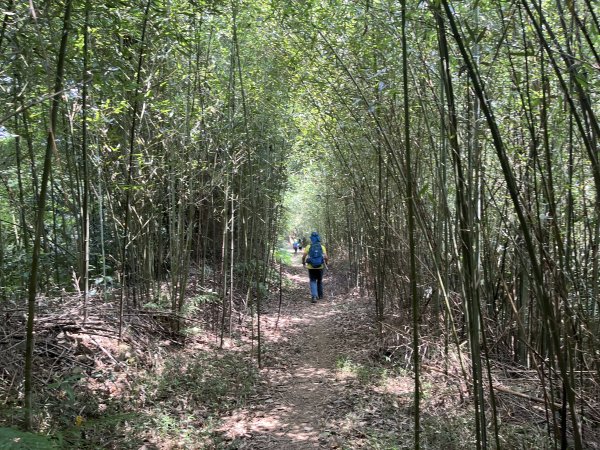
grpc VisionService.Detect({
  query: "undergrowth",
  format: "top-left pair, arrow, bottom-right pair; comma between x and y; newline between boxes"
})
1,347 -> 259,449
333,354 -> 557,450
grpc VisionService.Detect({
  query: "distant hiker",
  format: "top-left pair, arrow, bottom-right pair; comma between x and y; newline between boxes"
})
300,237 -> 308,249
302,231 -> 329,303
293,240 -> 299,254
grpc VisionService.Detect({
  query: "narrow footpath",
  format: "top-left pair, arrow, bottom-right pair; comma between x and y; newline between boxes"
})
217,250 -> 410,449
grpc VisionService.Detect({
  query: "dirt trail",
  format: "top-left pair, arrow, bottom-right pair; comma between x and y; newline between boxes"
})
218,250 -> 379,449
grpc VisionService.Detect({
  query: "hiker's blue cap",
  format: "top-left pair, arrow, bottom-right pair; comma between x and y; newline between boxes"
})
310,231 -> 320,242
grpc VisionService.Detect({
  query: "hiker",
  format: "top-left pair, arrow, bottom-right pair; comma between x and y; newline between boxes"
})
300,237 -> 308,249
292,240 -> 299,254
302,231 -> 329,303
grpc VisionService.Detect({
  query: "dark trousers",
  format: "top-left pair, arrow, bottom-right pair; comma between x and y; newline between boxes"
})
308,268 -> 324,298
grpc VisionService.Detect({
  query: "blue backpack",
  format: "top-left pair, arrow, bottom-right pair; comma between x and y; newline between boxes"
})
307,242 -> 324,267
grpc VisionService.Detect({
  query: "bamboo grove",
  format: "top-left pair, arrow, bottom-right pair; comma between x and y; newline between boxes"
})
0,0 -> 598,448
279,0 -> 599,447
0,0 -> 291,430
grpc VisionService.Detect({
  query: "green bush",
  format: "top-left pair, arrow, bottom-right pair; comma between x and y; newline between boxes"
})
0,427 -> 61,450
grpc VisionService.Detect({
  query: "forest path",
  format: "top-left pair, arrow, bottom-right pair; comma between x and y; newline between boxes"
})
217,249 -> 395,449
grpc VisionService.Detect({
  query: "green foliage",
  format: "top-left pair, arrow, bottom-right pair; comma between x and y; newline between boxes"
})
60,413 -> 141,450
273,248 -> 292,265
233,259 -> 265,280
233,259 -> 280,294
141,301 -> 161,310
182,291 -> 221,315
0,0 -> 597,446
9,349 -> 260,448
0,428 -> 60,449
363,432 -> 401,450
335,356 -> 389,385
142,292 -> 169,310
281,172 -> 329,239
152,353 -> 258,412
255,281 -> 270,299
46,374 -> 84,406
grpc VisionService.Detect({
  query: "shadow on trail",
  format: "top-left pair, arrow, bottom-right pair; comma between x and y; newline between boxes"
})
213,249 -> 404,449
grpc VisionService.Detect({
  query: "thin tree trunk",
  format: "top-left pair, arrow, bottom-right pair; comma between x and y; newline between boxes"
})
441,2 -> 582,447
81,0 -> 90,323
434,5 -> 487,446
401,2 -> 420,447
119,0 -> 152,339
24,0 -> 73,429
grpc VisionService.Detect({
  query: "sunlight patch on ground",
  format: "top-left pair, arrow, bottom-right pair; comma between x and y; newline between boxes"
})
285,272 -> 307,283
218,406 -> 326,446
291,366 -> 334,380
218,408 -> 288,438
372,377 -> 412,396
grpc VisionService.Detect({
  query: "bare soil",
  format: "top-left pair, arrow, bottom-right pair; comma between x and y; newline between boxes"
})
217,251 -> 410,449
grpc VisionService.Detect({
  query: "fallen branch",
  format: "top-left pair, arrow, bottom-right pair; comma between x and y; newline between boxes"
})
492,384 -> 561,410
422,363 -> 561,409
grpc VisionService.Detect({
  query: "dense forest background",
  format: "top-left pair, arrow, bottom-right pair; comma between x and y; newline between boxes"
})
0,0 -> 599,448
